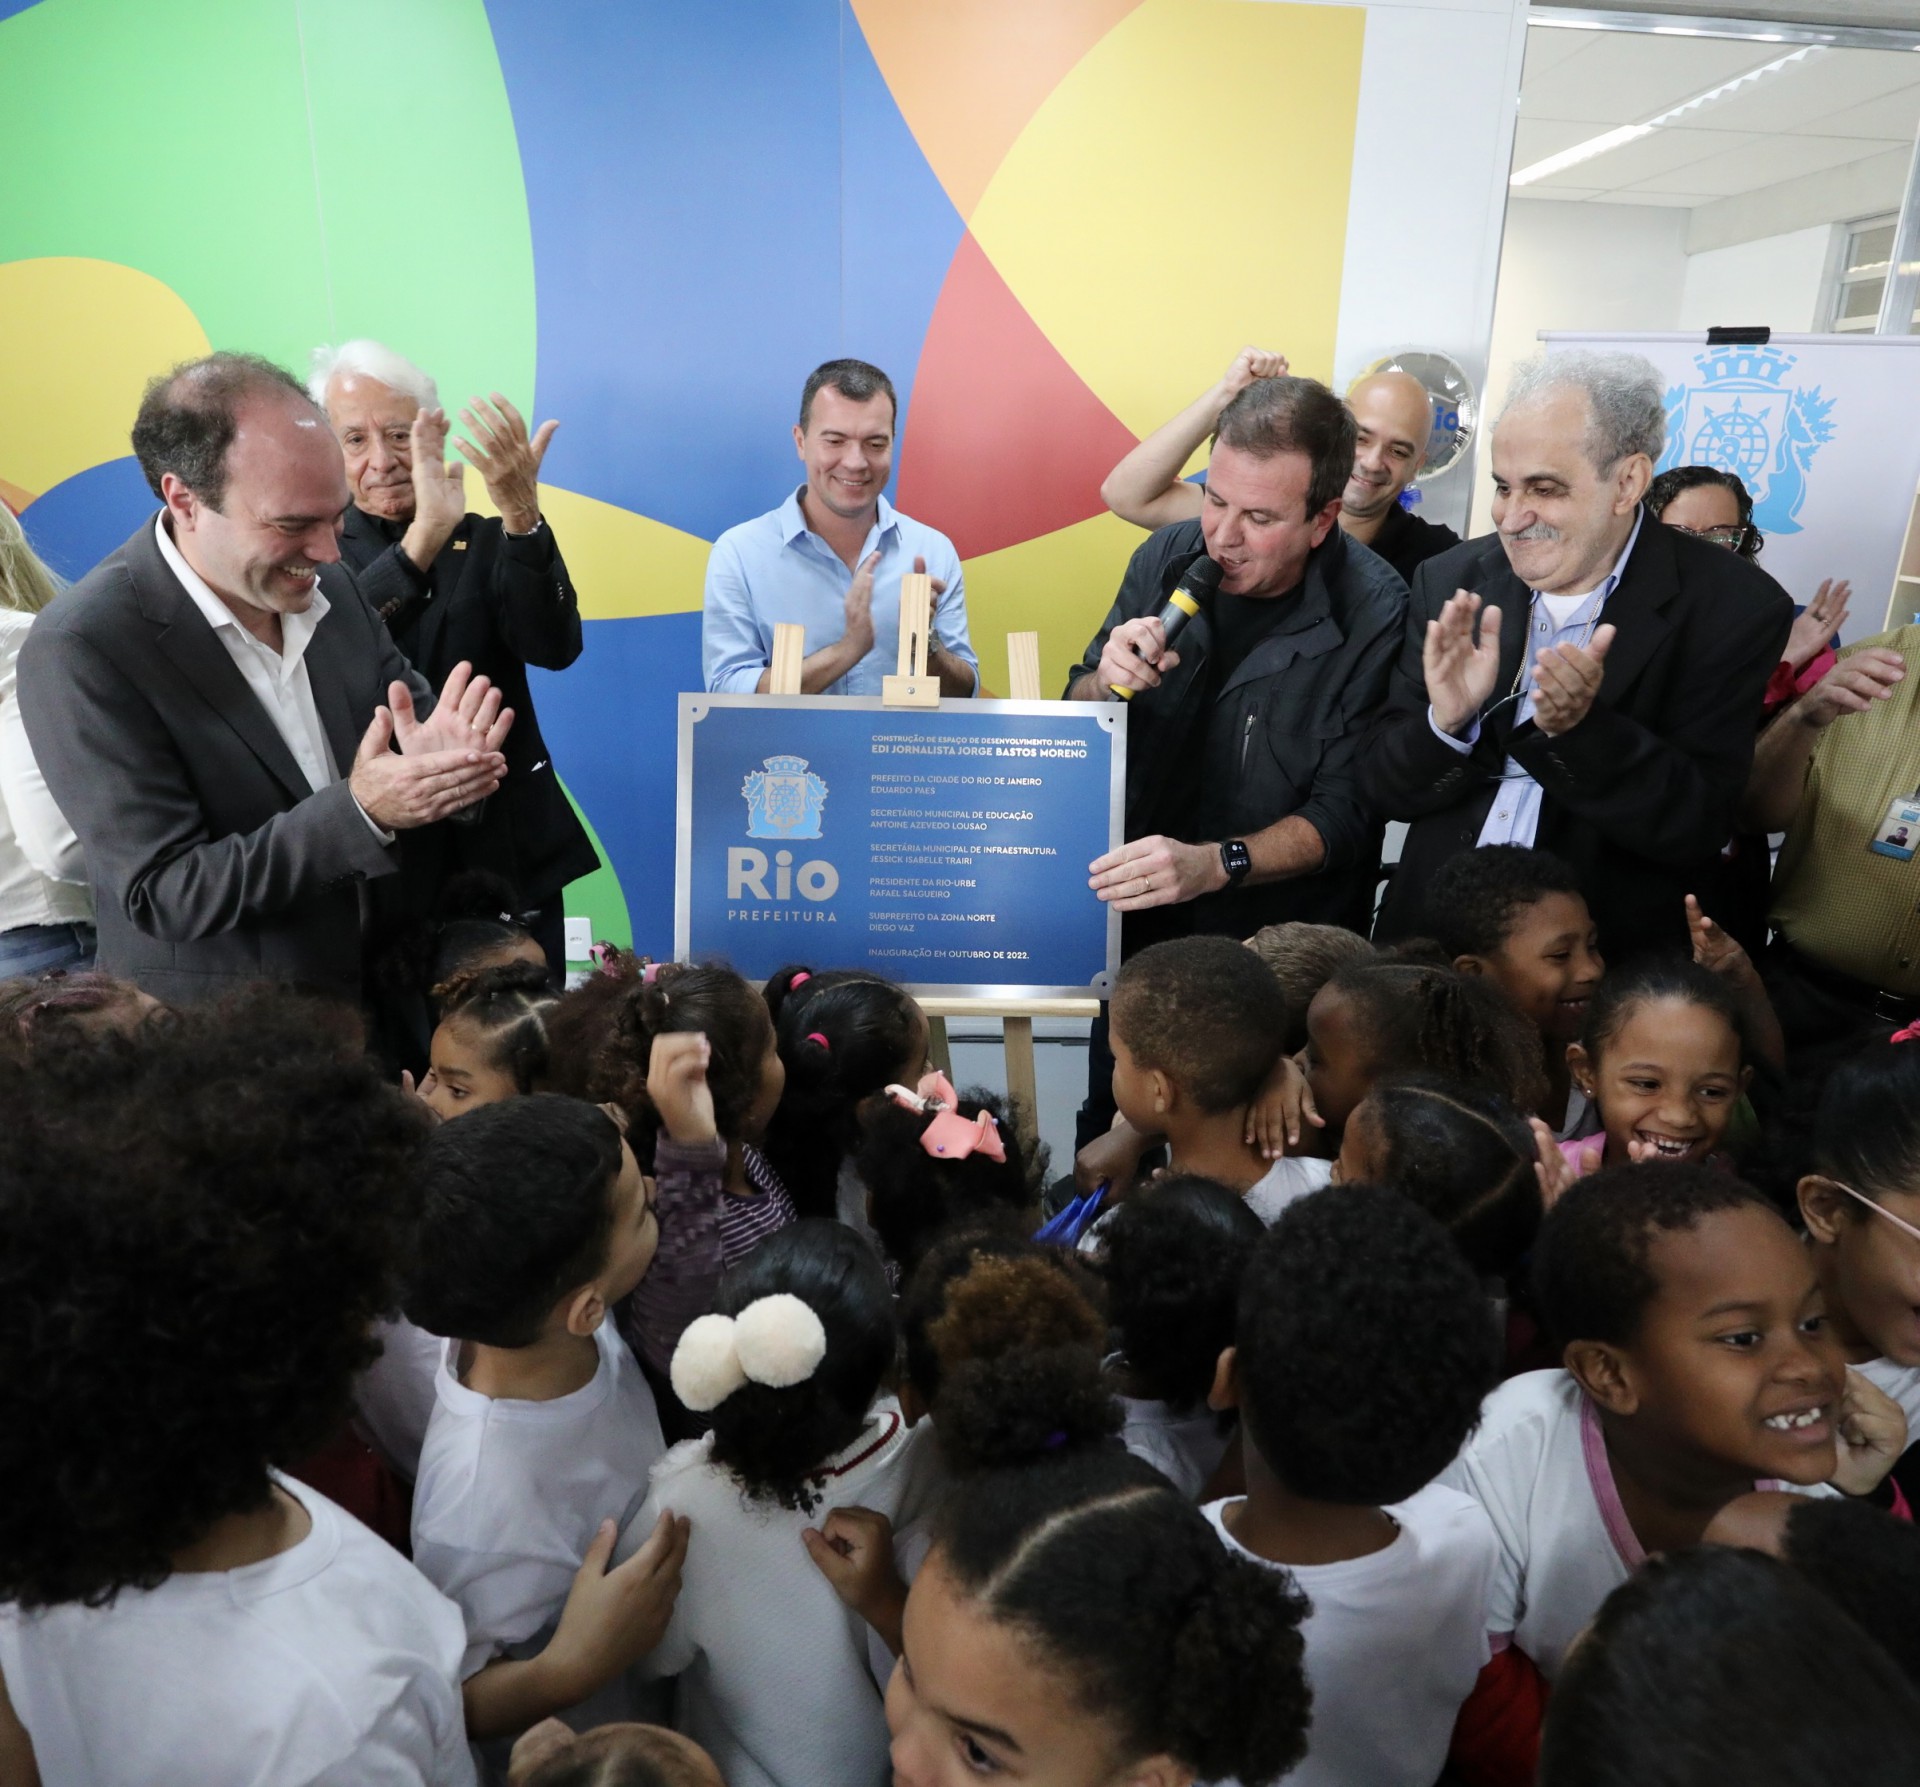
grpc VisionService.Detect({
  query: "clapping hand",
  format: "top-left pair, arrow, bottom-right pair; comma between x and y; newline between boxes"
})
1828,1368 -> 1908,1497
1531,625 -> 1615,738
402,407 -> 466,568
349,662 -> 513,831
454,393 -> 556,536
1425,591 -> 1503,736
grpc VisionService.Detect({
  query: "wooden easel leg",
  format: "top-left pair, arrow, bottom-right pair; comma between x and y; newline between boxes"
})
1003,1015 -> 1038,1152
926,1015 -> 952,1078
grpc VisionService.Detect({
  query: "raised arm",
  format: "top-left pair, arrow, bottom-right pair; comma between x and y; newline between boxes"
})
1100,347 -> 1287,529
1741,648 -> 1906,833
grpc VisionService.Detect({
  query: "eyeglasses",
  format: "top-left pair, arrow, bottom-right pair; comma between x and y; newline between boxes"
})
1667,523 -> 1753,552
1831,1180 -> 1920,1245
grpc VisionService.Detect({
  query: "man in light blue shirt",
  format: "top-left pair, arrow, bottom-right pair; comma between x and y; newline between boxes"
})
701,359 -> 978,697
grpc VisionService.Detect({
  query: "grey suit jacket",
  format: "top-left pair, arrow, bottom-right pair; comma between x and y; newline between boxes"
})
18,517 -> 432,1004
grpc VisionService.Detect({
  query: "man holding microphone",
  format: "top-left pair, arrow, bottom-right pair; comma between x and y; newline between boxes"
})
1065,376 -> 1405,1136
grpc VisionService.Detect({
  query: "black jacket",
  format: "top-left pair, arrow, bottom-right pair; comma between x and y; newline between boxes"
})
1371,503 -> 1462,584
1065,520 -> 1406,935
1363,515 -> 1792,959
339,506 -> 598,905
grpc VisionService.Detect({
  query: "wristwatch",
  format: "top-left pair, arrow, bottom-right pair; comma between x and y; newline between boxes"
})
1219,840 -> 1253,886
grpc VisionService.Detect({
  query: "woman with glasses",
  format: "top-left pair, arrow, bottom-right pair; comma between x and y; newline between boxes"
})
1797,1039 -> 1920,1510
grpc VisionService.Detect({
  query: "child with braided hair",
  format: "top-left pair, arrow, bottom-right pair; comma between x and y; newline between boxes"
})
418,959 -> 561,1120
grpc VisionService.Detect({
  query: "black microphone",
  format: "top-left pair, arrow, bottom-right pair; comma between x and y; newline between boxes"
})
1114,554 -> 1222,700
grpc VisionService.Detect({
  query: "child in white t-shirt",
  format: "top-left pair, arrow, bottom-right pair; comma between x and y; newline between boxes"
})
1442,1162 -> 1905,1772
1102,1176 -> 1262,1497
406,1068 -> 710,1749
623,1220 -> 942,1787
1207,1183 -> 1501,1787
0,993 -> 475,1785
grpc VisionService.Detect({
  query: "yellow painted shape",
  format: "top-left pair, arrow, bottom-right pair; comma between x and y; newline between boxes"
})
461,476 -> 710,620
0,259 -> 210,497
963,510 -> 1147,699
967,0 -> 1364,438
851,0 -> 1147,220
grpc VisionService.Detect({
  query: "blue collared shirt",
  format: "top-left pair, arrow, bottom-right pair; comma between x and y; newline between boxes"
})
701,489 -> 977,696
1430,509 -> 1643,849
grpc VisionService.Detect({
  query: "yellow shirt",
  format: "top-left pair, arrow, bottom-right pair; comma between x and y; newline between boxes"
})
1770,624 -> 1920,995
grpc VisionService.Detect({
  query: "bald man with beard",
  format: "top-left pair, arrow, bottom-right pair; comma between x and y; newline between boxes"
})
1100,350 -> 1461,582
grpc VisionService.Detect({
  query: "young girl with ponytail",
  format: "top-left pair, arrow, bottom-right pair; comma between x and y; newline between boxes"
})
619,1221 -> 940,1787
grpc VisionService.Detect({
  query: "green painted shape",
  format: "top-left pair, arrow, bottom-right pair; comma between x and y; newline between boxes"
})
0,0 -> 534,407
560,782 -> 634,957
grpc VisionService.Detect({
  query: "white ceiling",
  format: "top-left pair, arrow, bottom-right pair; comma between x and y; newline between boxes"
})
1514,24 -> 1920,208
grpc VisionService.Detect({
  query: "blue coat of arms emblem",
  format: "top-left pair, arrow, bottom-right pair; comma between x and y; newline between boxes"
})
1657,345 -> 1835,537
742,755 -> 828,840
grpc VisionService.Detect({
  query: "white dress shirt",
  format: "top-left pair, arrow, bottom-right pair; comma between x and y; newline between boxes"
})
154,519 -> 388,839
1429,511 -> 1643,849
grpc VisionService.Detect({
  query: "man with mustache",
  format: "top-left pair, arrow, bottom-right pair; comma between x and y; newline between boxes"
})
1364,351 -> 1792,958
18,353 -> 511,1005
313,340 -> 595,975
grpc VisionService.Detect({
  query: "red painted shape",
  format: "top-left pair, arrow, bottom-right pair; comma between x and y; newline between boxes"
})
897,233 -> 1139,559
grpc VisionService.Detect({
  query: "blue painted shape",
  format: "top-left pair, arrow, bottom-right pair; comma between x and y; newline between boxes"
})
19,456 -> 155,581
529,611 -> 703,956
484,0 -> 842,542
0,1 -> 47,23
837,4 -> 966,463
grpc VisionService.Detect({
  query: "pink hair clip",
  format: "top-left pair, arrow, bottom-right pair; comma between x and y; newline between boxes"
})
885,1072 -> 1005,1163
790,970 -> 812,988
642,960 -> 662,985
1893,1022 -> 1920,1045
806,1031 -> 831,1050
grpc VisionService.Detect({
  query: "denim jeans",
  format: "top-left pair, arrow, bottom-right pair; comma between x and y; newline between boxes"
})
0,921 -> 96,980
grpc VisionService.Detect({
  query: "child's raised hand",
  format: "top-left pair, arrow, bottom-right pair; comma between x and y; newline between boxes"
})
802,1506 -> 908,1655
647,1032 -> 718,1145
1075,1115 -> 1153,1199
1685,894 -> 1754,984
1828,1367 -> 1909,1497
1245,1051 -> 1322,1160
1531,1118 -> 1581,1207
544,1511 -> 691,1701
398,1068 -> 442,1123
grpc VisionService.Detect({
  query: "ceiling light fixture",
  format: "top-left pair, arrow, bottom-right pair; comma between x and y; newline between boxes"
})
1510,43 -> 1826,186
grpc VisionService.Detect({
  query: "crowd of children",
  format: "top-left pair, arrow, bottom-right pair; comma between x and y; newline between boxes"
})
4,839 -> 1920,1786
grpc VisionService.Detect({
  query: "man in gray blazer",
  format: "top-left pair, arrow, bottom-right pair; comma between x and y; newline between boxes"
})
19,353 -> 513,1005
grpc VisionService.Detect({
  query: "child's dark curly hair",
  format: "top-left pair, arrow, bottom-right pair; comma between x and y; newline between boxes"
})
1420,844 -> 1588,961
0,970 -> 160,1043
1362,1073 -> 1542,1280
1777,1496 -> 1920,1690
899,1231 -> 1120,1473
404,1095 -> 627,1347
0,990 -> 430,1609
1532,1161 -> 1774,1351
761,966 -> 923,1219
543,950 -> 642,1101
432,959 -> 562,1094
856,1088 -> 1043,1276
1326,956 -> 1548,1114
595,962 -> 774,1164
1101,1175 -> 1262,1411
705,1220 -> 895,1514
1236,1184 -> 1497,1505
1111,936 -> 1288,1113
933,1450 -> 1312,1786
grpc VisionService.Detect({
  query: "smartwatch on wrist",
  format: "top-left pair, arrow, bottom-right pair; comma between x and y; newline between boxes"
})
1219,840 -> 1252,886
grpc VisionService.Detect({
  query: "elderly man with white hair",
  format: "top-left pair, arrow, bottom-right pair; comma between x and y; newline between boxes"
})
310,340 -> 595,972
1364,350 -> 1792,959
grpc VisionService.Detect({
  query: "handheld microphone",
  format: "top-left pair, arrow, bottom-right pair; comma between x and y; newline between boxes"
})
1115,554 -> 1222,699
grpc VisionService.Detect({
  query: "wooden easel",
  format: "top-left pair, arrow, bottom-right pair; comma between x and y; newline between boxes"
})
766,621 -> 1100,1150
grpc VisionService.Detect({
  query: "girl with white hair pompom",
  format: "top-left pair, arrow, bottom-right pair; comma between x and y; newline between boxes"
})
613,1219 -> 941,1787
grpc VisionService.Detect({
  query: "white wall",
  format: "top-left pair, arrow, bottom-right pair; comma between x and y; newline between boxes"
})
1471,200 -> 1691,533
1678,224 -> 1835,334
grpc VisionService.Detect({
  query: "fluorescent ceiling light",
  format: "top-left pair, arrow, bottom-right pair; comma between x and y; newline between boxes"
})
1510,44 -> 1825,186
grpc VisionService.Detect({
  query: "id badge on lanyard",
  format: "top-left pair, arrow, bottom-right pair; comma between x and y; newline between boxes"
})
1870,791 -> 1920,861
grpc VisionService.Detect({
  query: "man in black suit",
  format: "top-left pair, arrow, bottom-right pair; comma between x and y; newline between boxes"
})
311,341 -> 597,970
19,354 -> 511,1005
1364,350 -> 1792,960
